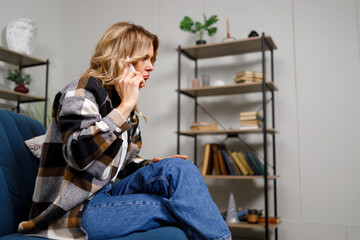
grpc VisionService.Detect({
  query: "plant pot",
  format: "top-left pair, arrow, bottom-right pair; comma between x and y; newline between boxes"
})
196,39 -> 206,45
14,83 -> 29,93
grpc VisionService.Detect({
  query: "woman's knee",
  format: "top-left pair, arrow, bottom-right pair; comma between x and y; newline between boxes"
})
158,158 -> 201,178
161,157 -> 196,170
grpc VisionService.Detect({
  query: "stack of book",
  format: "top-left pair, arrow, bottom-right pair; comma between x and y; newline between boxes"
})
234,70 -> 264,84
239,112 -> 263,130
190,121 -> 218,131
201,144 -> 265,176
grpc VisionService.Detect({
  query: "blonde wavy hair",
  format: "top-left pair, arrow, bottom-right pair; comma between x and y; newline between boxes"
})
82,22 -> 159,122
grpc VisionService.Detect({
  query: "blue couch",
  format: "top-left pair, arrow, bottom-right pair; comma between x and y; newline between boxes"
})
0,109 -> 187,240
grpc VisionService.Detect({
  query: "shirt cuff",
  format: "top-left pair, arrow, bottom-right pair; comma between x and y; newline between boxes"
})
108,108 -> 130,133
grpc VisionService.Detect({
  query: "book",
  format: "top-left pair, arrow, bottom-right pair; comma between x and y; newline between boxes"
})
243,152 -> 260,175
240,111 -> 259,116
240,120 -> 264,126
190,122 -> 218,131
234,71 -> 265,84
248,152 -> 265,175
239,112 -> 263,121
226,150 -> 243,175
239,125 -> 263,130
258,216 -> 280,224
236,70 -> 264,78
246,152 -> 264,175
239,112 -> 264,130
211,144 -> 221,175
234,76 -> 263,83
229,150 -> 248,175
216,145 -> 229,175
240,121 -> 263,130
201,143 -> 212,176
236,152 -> 254,175
221,149 -> 237,175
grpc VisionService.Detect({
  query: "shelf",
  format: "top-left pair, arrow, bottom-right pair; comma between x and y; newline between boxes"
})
177,82 -> 277,98
227,221 -> 280,231
0,88 -> 45,103
204,175 -> 279,180
178,36 -> 277,60
0,46 -> 47,68
176,34 -> 279,240
177,128 -> 277,137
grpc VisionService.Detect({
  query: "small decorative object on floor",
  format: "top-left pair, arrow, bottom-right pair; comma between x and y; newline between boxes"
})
180,14 -> 219,45
6,69 -> 31,93
226,193 -> 239,223
6,18 -> 38,55
248,30 -> 259,38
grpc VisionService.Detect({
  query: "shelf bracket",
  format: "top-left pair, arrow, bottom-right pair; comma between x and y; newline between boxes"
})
221,133 -> 240,144
179,48 -> 196,61
178,90 -> 196,99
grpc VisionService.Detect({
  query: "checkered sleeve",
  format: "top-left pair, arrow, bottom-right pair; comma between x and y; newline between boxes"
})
117,114 -> 152,179
58,77 -> 130,179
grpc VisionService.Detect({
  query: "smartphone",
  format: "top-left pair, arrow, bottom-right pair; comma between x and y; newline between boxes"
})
124,56 -> 135,74
127,64 -> 135,74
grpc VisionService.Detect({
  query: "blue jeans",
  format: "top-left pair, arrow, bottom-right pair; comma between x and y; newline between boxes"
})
81,158 -> 231,240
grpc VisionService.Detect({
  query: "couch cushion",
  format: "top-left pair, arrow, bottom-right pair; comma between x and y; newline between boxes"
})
111,226 -> 188,240
0,227 -> 188,240
0,110 -> 188,240
0,233 -> 44,240
0,110 -> 46,236
1,110 -> 45,198
0,166 -> 15,236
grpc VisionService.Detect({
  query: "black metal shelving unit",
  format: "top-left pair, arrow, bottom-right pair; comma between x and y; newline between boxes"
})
176,34 -> 279,240
0,46 -> 50,128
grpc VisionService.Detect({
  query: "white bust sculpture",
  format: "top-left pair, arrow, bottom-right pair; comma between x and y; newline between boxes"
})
6,18 -> 38,55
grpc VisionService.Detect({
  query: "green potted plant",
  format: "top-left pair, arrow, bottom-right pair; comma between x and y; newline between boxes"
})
180,14 -> 219,45
6,69 -> 31,93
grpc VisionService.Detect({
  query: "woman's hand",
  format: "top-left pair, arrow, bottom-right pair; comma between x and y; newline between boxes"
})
115,65 -> 144,119
151,155 -> 188,163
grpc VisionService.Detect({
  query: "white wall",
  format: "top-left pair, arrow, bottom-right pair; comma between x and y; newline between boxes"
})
0,0 -> 359,239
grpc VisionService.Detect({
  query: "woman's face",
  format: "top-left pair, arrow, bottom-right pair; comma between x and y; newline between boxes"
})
133,44 -> 154,88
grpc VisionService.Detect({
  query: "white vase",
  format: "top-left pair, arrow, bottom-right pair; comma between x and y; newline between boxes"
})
6,18 -> 38,55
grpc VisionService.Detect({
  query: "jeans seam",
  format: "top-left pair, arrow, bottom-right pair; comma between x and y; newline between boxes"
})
86,202 -> 163,210
167,198 -> 193,240
219,232 -> 232,240
127,176 -> 194,238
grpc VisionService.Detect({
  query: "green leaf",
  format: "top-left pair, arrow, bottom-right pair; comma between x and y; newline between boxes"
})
6,70 -> 13,80
207,27 -> 217,36
206,15 -> 219,27
24,74 -> 31,85
15,76 -> 22,84
203,13 -> 207,25
195,21 -> 203,31
180,14 -> 219,38
5,69 -> 31,85
180,16 -> 194,32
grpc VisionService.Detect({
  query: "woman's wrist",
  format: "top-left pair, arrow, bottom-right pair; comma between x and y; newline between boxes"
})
116,102 -> 134,120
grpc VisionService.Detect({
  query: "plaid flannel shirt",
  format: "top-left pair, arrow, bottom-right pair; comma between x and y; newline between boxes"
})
18,76 -> 151,239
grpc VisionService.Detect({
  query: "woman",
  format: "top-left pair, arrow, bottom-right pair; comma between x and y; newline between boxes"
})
19,22 -> 231,240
